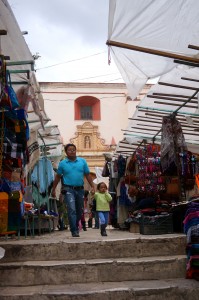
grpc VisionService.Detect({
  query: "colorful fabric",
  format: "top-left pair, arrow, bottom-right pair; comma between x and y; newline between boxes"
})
184,217 -> 199,234
3,138 -> 24,159
3,168 -> 21,182
187,225 -> 199,244
0,178 -> 11,192
0,192 -> 8,202
3,155 -> 22,169
5,117 -> 27,146
4,109 -> 29,140
183,211 -> 199,225
0,178 -> 21,193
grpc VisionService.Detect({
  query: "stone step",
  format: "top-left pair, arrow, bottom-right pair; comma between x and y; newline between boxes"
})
0,255 -> 186,286
0,235 -> 186,262
0,279 -> 198,300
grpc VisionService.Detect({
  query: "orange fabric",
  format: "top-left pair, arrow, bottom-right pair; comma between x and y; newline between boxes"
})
0,194 -> 8,233
195,174 -> 199,189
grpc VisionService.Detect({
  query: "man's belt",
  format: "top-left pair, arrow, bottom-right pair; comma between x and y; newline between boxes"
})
63,185 -> 84,190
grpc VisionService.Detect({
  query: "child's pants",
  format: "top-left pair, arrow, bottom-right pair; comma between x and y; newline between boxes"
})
98,211 -> 109,226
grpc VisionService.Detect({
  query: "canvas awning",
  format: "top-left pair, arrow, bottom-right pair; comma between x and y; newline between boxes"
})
108,0 -> 199,156
0,0 -> 49,131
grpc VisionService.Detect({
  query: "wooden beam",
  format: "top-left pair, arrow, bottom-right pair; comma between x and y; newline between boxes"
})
181,77 -> 199,83
122,127 -> 158,132
153,92 -> 197,99
174,59 -> 199,67
136,123 -> 161,128
139,109 -> 168,116
147,94 -> 197,103
117,146 -> 137,150
129,117 -> 162,123
158,81 -> 199,91
154,100 -> 197,109
124,131 -> 157,136
188,44 -> 199,51
119,141 -> 143,146
106,40 -> 199,64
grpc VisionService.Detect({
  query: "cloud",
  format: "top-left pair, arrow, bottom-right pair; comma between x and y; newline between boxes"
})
8,0 -> 122,82
9,0 -> 109,47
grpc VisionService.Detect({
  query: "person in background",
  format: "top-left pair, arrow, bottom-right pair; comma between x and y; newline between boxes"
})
94,182 -> 112,236
80,190 -> 89,231
51,143 -> 95,237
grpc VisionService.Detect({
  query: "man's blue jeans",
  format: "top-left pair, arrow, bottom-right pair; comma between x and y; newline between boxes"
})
63,188 -> 84,234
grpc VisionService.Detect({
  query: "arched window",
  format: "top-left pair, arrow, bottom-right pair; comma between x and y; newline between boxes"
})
74,96 -> 101,120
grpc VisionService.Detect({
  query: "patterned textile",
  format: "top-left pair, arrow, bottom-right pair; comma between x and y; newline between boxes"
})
3,138 -> 24,159
0,178 -> 21,193
27,131 -> 40,172
161,115 -> 187,174
0,178 -> 11,192
184,211 -> 199,225
2,155 -> 22,169
2,168 -> 21,182
4,109 -> 29,141
5,117 -> 27,149
184,201 -> 199,279
184,218 -> 199,234
187,225 -> 199,244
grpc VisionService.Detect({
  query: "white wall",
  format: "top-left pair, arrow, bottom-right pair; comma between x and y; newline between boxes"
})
40,82 -> 133,146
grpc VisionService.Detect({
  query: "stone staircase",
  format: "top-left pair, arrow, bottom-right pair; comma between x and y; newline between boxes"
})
0,231 -> 198,299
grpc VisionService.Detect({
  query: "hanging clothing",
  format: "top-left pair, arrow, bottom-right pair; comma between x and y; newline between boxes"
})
31,157 -> 54,194
161,115 -> 187,174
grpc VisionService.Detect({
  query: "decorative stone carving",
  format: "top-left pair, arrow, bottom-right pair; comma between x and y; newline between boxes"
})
70,122 -> 109,152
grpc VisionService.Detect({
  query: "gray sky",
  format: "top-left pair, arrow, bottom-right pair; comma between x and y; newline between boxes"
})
8,0 -> 122,83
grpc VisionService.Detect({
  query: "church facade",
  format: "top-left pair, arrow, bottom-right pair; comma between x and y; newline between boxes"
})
39,82 -> 151,176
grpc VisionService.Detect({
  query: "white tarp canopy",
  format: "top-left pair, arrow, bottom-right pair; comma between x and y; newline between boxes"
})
0,0 -> 49,131
108,0 -> 199,156
108,0 -> 199,100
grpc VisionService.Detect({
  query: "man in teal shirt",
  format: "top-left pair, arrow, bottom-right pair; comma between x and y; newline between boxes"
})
52,144 -> 95,237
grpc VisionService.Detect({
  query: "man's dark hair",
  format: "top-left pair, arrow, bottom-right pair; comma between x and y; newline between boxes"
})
64,143 -> 76,152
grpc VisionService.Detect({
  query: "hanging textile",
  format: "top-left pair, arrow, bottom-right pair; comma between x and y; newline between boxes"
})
161,115 -> 187,174
31,157 -> 54,194
0,56 -> 28,233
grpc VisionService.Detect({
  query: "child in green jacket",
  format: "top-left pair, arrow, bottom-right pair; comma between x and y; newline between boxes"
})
94,182 -> 112,236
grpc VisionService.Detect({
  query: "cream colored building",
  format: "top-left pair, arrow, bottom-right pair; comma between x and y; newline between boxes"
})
39,82 -> 151,177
